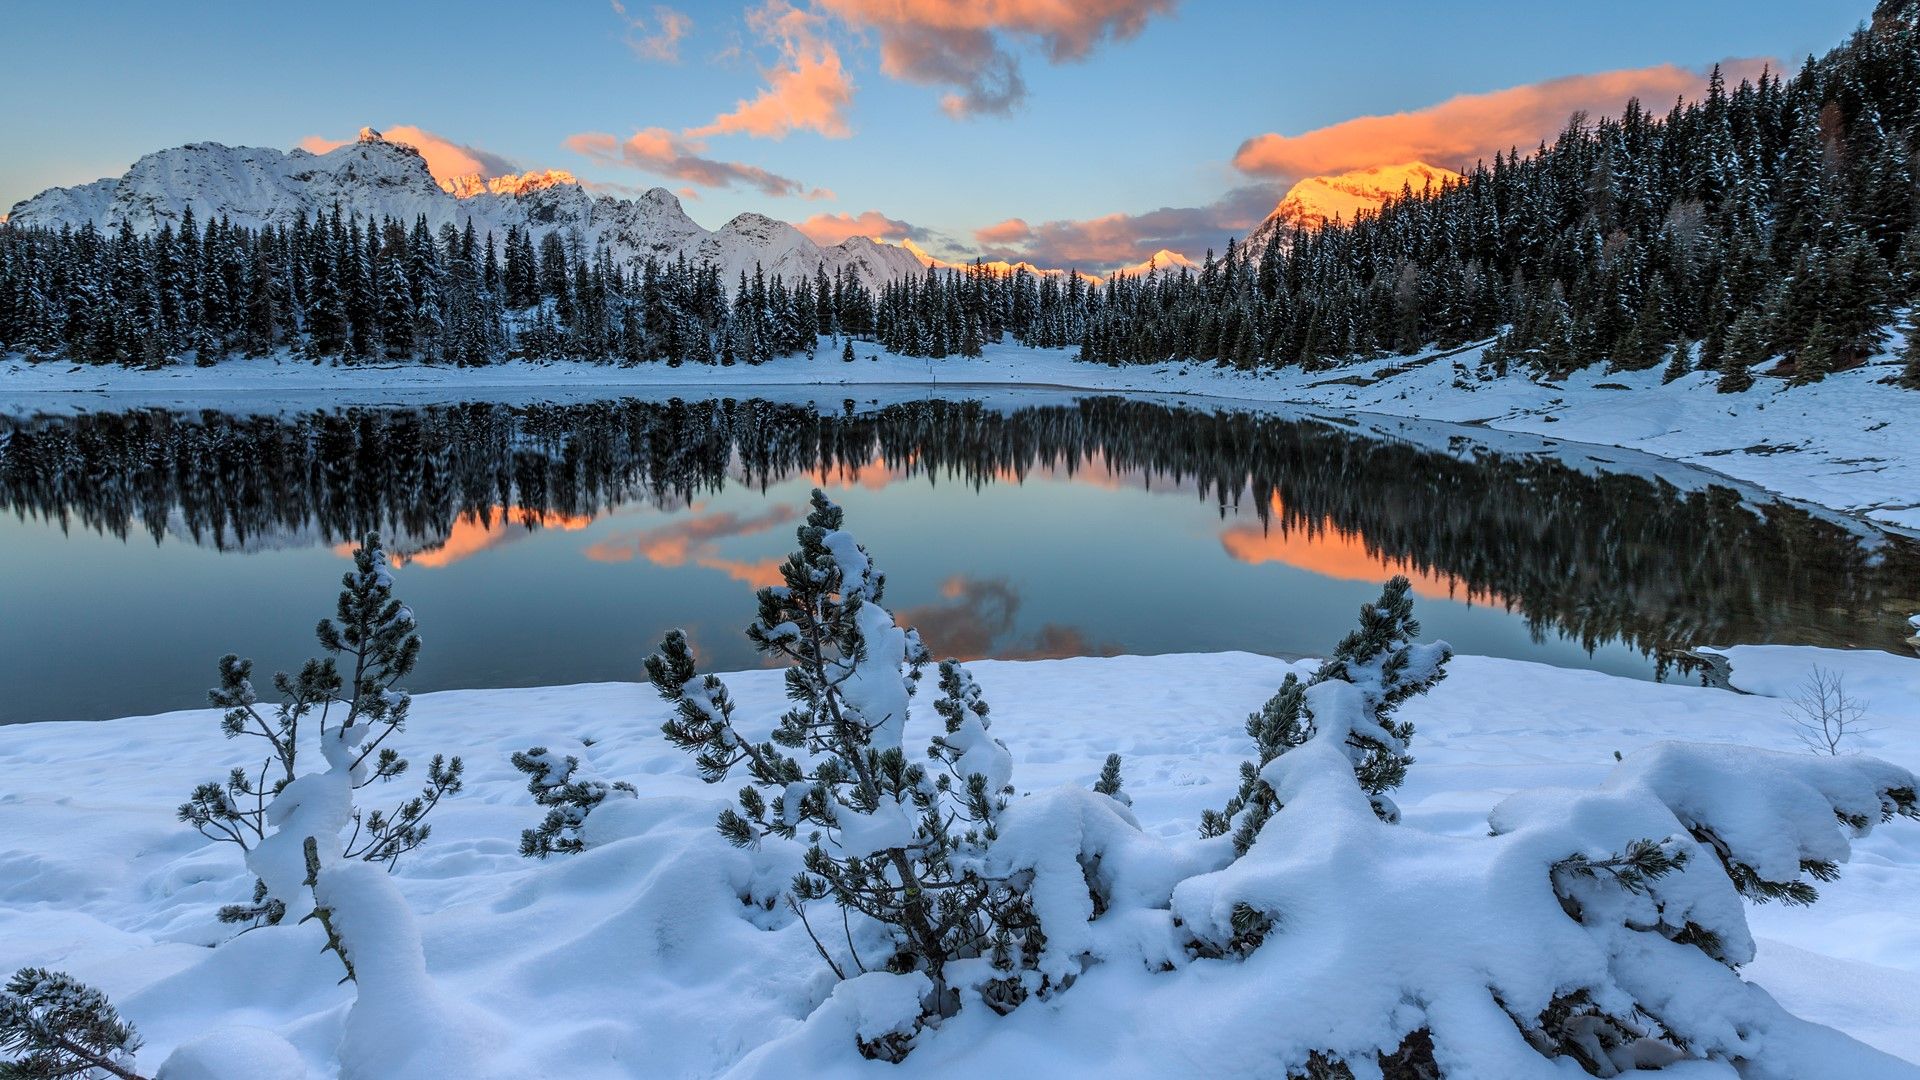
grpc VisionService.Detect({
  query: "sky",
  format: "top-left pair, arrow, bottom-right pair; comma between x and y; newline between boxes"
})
0,0 -> 1874,272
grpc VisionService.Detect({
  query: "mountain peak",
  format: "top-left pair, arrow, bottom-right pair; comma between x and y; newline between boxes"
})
441,169 -> 579,199
357,126 -> 384,143
1274,162 -> 1458,230
1245,161 -> 1462,254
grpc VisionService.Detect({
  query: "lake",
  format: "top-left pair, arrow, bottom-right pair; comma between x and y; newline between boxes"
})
3,391 -> 1914,724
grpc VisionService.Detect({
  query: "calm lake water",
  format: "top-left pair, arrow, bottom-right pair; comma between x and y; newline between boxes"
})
3,393 -> 1915,724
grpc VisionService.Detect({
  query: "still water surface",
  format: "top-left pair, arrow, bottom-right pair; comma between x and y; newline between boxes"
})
3,394 -> 1914,723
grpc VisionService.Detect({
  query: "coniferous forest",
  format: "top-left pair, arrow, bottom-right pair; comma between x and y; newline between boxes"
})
2,3 -> 1917,389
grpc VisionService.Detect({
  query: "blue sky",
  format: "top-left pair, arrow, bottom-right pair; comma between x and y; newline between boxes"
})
0,0 -> 1872,269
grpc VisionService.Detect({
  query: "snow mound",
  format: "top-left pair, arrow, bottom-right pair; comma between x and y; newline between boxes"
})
157,1026 -> 306,1080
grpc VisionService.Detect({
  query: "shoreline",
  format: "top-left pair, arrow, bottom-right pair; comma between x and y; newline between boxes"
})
5,339 -> 1917,533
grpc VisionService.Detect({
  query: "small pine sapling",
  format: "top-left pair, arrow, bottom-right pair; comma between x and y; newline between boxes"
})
177,534 -> 463,923
1091,753 -> 1131,806
647,490 -> 1042,1056
1202,576 -> 1451,854
510,747 -> 638,857
0,968 -> 149,1080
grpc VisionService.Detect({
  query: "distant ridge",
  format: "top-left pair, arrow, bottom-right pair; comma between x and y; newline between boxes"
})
4,129 -> 927,290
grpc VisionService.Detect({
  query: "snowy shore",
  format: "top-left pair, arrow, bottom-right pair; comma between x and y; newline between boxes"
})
3,645 -> 1917,1076
5,341 -> 1915,531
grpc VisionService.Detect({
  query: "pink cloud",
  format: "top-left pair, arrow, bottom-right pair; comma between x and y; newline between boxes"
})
582,506 -> 796,570
611,0 -> 692,62
817,0 -> 1177,116
563,127 -> 828,198
1233,59 -> 1775,181
688,1 -> 854,140
795,209 -> 928,246
974,218 -> 1033,245
298,125 -> 519,185
968,186 -> 1277,274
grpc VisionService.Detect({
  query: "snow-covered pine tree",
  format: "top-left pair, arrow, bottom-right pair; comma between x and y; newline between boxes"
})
646,489 -> 1041,1058
0,968 -> 148,1080
1201,576 -> 1451,856
509,747 -> 637,857
177,534 -> 463,925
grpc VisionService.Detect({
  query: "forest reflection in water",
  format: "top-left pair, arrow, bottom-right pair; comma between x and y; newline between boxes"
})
2,395 -> 1914,723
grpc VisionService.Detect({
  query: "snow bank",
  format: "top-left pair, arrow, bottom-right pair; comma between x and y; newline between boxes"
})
2,648 -> 1918,1076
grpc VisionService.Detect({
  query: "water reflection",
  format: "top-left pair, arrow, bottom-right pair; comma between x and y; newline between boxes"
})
2,396 -> 1913,722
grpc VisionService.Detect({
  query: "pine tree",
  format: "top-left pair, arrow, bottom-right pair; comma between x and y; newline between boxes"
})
509,747 -> 636,857
0,968 -> 148,1080
179,534 -> 462,922
1091,752 -> 1130,806
646,490 -> 1041,1057
1201,577 -> 1452,854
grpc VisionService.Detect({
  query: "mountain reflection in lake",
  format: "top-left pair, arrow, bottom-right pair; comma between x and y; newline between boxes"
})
2,396 -> 1914,723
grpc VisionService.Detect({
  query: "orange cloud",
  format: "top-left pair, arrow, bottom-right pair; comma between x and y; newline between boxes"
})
1219,495 -> 1474,603
808,453 -> 911,490
695,555 -> 787,588
688,0 -> 853,140
298,125 -> 519,187
334,505 -> 593,570
612,0 -> 692,62
583,507 -> 797,591
817,0 -> 1176,117
1233,59 -> 1774,180
796,209 -> 928,246
564,128 -> 828,198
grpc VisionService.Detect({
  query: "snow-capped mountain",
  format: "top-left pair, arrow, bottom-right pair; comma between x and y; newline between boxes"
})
4,128 -> 926,290
1244,162 -> 1461,253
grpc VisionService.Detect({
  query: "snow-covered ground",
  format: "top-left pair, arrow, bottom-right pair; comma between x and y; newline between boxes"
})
6,340 -> 1914,530
3,645 -> 1917,1077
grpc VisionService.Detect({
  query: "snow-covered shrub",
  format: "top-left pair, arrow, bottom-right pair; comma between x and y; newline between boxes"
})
1160,587 -> 1920,1077
176,535 -> 463,924
0,967 -> 147,1080
646,489 -> 1042,1058
1201,576 -> 1451,855
509,746 -> 637,857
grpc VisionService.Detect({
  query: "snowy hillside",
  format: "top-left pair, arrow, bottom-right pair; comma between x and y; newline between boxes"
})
3,128 -> 928,290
